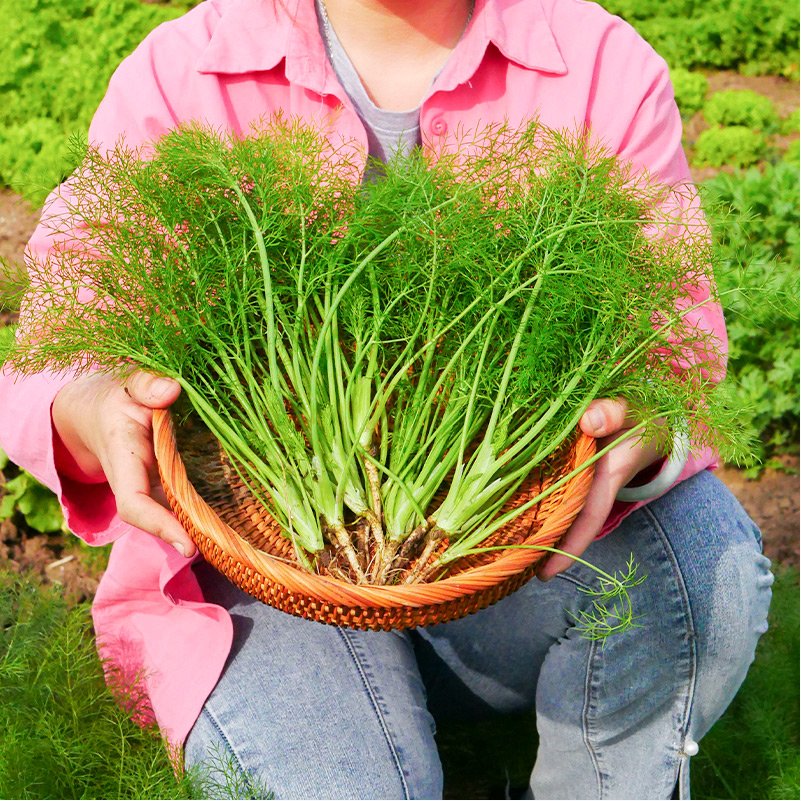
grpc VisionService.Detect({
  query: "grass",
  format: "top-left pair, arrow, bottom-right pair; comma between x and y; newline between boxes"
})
692,567 -> 800,800
0,566 -> 797,799
0,569 -> 272,800
0,571 -> 195,799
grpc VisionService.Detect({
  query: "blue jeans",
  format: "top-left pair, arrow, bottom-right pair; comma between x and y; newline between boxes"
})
184,471 -> 773,799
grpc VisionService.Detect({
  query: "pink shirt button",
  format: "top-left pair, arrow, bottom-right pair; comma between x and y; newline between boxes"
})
430,116 -> 448,135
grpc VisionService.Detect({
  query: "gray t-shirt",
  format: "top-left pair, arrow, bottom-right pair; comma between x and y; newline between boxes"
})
315,0 -> 422,166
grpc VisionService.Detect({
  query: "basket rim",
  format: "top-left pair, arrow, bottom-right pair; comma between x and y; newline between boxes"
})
152,408 -> 595,609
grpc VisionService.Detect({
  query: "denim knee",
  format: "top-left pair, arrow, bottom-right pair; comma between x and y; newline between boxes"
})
528,470 -> 774,798
183,575 -> 445,800
641,470 -> 774,742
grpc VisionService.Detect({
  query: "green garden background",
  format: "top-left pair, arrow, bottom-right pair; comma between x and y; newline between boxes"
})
0,0 -> 798,797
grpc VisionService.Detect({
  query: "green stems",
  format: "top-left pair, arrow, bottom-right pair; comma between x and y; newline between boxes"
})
446,543 -> 645,641
5,121 -> 743,593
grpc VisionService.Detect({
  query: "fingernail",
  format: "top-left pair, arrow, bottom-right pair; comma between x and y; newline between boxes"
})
151,378 -> 176,401
540,566 -> 556,581
171,541 -> 188,557
587,408 -> 605,435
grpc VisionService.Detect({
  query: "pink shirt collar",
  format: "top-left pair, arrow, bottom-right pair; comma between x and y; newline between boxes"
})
196,0 -> 568,88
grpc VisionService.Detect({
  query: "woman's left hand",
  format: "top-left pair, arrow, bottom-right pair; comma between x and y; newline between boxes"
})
537,398 -> 664,580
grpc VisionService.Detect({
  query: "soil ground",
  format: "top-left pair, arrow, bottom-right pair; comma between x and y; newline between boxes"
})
0,71 -> 798,595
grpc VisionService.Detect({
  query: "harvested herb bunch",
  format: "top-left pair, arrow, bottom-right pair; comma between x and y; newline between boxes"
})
6,119 -> 745,590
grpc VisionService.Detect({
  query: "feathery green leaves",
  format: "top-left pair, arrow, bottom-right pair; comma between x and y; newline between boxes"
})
5,119 -> 749,593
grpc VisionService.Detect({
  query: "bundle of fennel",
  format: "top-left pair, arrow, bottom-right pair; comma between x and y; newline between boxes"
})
5,119 -> 746,600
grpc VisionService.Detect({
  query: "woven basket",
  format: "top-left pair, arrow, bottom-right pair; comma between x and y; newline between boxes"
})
152,408 -> 596,630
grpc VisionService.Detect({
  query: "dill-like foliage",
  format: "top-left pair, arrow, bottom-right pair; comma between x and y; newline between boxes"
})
5,118 -> 751,594
0,570 -> 272,799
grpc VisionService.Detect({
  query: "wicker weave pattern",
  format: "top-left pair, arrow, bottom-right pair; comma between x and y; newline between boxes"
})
153,409 -> 596,630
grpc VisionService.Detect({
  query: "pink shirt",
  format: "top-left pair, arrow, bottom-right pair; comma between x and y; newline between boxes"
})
0,0 -> 724,748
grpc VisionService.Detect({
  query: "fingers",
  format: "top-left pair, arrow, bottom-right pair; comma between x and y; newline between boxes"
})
538,430 -> 662,581
54,371 -> 194,557
579,398 -> 630,438
124,371 -> 181,409
100,417 -> 196,557
537,453 -> 618,580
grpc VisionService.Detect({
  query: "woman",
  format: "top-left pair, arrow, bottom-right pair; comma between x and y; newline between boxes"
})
0,0 -> 772,797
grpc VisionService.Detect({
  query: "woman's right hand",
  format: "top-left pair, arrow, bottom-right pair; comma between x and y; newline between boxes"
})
52,370 -> 196,557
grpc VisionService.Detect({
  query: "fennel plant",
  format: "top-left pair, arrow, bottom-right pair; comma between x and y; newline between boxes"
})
5,119 -> 747,593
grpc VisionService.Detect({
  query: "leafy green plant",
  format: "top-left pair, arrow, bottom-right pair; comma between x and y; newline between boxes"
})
0,570 -> 271,799
701,161 -> 800,460
4,121 -> 749,606
0,464 -> 65,534
782,137 -> 800,164
703,90 -> 780,131
0,326 -> 14,352
0,440 -> 65,533
780,109 -> 800,135
693,126 -> 768,168
670,68 -> 709,118
0,0 -> 189,205
603,0 -> 800,77
0,117 -> 70,201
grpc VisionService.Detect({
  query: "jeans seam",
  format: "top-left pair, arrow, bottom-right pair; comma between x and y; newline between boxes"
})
202,705 -> 257,797
556,569 -> 596,593
566,553 -> 624,797
580,505 -> 698,799
336,627 -> 411,799
641,503 -> 698,794
580,636 -> 606,798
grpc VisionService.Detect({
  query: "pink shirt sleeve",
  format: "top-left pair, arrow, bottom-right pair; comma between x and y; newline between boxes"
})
0,28 -> 181,545
583,22 -> 726,533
